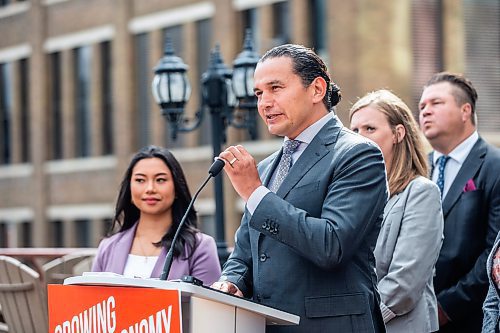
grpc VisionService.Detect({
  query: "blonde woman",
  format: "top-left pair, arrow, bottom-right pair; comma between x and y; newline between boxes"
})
350,90 -> 444,332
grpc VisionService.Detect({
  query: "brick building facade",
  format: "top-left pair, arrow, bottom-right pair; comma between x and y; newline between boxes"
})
0,0 -> 498,248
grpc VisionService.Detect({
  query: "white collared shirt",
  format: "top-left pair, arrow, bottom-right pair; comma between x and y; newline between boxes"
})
246,112 -> 334,214
432,131 -> 479,199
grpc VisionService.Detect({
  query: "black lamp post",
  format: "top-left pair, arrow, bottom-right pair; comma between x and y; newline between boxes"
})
152,30 -> 259,263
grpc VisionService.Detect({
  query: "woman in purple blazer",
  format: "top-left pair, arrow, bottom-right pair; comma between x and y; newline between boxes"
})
92,145 -> 221,285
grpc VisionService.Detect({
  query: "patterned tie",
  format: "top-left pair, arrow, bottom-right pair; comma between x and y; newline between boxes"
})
436,155 -> 450,198
269,140 -> 301,193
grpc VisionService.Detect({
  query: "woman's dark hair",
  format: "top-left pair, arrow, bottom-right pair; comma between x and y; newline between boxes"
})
260,44 -> 342,110
110,145 -> 199,259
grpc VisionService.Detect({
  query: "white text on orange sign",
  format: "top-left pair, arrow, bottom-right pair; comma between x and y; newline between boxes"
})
54,296 -> 116,333
121,306 -> 173,333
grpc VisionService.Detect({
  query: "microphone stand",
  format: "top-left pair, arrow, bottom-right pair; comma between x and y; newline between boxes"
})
160,159 -> 225,280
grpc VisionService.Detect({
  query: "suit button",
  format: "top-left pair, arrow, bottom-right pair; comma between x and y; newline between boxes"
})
256,294 -> 262,302
261,222 -> 267,229
259,254 -> 268,262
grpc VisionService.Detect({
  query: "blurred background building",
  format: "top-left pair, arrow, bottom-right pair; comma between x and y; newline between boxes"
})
0,0 -> 499,249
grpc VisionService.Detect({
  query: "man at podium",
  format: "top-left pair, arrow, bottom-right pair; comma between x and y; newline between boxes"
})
212,44 -> 388,332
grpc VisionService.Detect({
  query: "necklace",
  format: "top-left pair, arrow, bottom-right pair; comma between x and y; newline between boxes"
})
136,235 -> 154,263
135,235 -> 158,264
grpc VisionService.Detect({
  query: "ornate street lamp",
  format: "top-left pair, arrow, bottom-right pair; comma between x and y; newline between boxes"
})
231,29 -> 260,140
152,39 -> 198,140
152,31 -> 260,263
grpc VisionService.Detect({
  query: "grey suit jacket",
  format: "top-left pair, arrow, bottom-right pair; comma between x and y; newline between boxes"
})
375,176 -> 443,332
221,116 -> 388,333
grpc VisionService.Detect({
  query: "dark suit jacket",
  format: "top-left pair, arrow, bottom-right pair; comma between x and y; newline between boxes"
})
431,137 -> 500,332
221,116 -> 388,332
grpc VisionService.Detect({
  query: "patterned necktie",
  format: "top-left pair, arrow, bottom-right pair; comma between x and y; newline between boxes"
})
436,155 -> 450,198
269,140 -> 301,193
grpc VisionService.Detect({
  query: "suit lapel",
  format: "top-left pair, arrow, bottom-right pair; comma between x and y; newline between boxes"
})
113,223 -> 137,274
261,151 -> 281,187
277,117 -> 341,198
151,246 -> 167,278
428,152 -> 435,178
382,193 -> 401,226
442,138 -> 486,217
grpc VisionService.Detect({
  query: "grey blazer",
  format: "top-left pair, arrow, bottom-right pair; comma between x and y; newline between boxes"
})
221,116 -> 388,332
375,176 -> 443,332
482,231 -> 500,332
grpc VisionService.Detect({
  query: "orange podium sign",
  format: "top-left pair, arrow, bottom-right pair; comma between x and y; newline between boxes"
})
48,284 -> 182,333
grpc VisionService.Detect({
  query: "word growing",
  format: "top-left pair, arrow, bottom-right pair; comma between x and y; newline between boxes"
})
54,296 -> 116,333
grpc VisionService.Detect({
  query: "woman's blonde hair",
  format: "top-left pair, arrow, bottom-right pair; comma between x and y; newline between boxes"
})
349,90 -> 428,196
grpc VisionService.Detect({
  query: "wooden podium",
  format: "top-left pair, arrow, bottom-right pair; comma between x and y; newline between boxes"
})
47,274 -> 299,333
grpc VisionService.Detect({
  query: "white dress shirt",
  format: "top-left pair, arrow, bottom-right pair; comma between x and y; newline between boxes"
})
432,131 -> 479,199
246,112 -> 334,215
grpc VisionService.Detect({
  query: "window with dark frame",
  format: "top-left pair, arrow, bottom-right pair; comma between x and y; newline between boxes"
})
51,220 -> 64,248
49,52 -> 63,160
20,221 -> 31,247
242,8 -> 260,49
196,18 -> 213,147
100,41 -> 114,155
134,32 -> 151,150
463,0 -> 500,132
74,46 -> 92,158
410,0 -> 443,118
310,0 -> 328,56
75,219 -> 91,247
272,2 -> 291,46
0,222 -> 6,247
18,58 -> 30,163
0,62 -> 12,165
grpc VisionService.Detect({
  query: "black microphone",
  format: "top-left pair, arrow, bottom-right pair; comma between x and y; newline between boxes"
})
208,158 -> 225,177
160,158 -> 226,280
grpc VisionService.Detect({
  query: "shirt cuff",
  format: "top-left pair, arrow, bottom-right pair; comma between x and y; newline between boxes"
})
380,302 -> 396,323
246,185 -> 271,215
